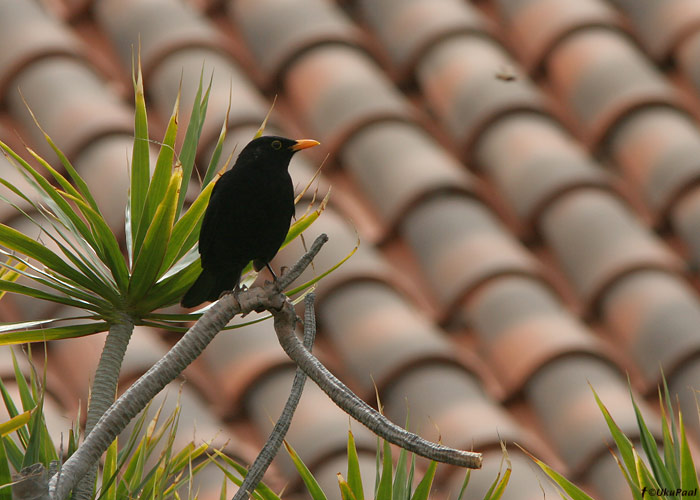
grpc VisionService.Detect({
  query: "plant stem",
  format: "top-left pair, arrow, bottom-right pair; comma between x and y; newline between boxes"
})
232,292 -> 317,500
73,313 -> 134,500
48,235 -> 329,500
272,302 -> 483,469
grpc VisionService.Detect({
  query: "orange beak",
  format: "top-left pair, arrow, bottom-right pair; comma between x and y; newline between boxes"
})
290,139 -> 320,151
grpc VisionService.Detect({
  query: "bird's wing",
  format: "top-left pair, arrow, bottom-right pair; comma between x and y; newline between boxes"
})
198,172 -> 232,267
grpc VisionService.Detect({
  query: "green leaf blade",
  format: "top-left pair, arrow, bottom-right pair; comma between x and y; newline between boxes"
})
136,92 -> 180,255
128,169 -> 182,304
285,440 -> 328,500
346,431 -> 365,500
176,70 -> 212,217
130,60 -> 151,259
409,460 -> 436,500
0,322 -> 108,346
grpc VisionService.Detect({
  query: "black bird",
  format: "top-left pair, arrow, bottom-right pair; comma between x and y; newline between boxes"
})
181,135 -> 319,308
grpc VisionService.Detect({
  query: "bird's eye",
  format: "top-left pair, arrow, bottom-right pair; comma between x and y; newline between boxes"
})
271,140 -> 282,150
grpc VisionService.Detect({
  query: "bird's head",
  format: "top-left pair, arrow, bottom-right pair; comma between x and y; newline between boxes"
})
238,135 -> 320,168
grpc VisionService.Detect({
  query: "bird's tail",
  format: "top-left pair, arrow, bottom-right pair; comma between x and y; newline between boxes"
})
180,267 -> 239,308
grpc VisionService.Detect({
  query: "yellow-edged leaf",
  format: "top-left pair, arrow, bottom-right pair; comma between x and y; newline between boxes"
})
136,88 -> 180,254
160,166 -> 223,274
0,279 -> 100,311
0,322 -> 108,345
140,259 -> 201,311
0,224 -> 98,292
12,95 -> 101,212
176,69 -> 211,216
254,95 -> 277,139
1,143 -> 97,250
130,55 -> 150,255
0,409 -> 32,437
0,257 -> 26,301
63,194 -> 130,293
128,169 -> 182,303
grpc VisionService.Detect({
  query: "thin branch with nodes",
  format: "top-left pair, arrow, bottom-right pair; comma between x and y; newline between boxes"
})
48,233 -> 481,500
232,292 -> 318,500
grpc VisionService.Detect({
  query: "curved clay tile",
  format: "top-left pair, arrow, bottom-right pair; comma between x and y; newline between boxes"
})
0,0 -> 83,102
399,193 -> 544,316
609,107 -> 700,222
283,45 -> 415,162
416,35 -> 547,161
359,0 -> 493,81
229,0 -> 365,86
539,189 -> 683,315
495,0 -> 622,73
95,0 -> 228,78
343,121 -> 481,235
546,29 -> 681,150
475,113 -> 614,235
7,58 -> 132,161
460,275 -> 616,397
607,0 -> 700,61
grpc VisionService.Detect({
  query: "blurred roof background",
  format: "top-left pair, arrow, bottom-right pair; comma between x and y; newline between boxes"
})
1,0 -> 700,498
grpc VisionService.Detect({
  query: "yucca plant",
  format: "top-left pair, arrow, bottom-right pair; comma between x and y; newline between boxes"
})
209,430 -> 510,500
523,378 -> 699,500
0,347 -> 265,500
0,61 -> 328,499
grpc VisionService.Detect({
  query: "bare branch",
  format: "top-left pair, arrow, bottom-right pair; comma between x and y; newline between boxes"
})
48,235 -> 329,500
232,293 -> 317,500
272,300 -> 483,469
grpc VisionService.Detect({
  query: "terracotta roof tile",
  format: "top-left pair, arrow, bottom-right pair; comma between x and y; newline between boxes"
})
383,364 -> 527,453
587,451 -> 637,500
606,0 -> 700,61
95,0 -> 228,78
399,194 -> 544,315
677,30 -> 700,94
609,107 -> 700,220
343,121 -> 481,234
0,0 -> 83,101
245,368 -> 377,477
601,270 -> 700,390
546,29 -> 682,149
319,281 -> 474,396
284,44 -> 415,161
198,311 -> 293,418
358,0 -> 493,81
539,189 -> 683,314
672,186 -> 700,265
416,35 -> 547,159
669,360 -> 700,438
148,47 -> 269,151
276,206 -> 410,305
6,57 -> 133,161
524,356 -> 658,476
495,0 -> 622,74
71,135 -> 143,233
228,0 -> 366,86
475,113 -> 615,233
459,276 -> 614,397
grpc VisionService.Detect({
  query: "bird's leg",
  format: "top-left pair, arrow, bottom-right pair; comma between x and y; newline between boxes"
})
265,263 -> 278,282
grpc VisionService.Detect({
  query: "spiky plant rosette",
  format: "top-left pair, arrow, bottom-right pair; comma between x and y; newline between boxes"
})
0,67 -> 335,345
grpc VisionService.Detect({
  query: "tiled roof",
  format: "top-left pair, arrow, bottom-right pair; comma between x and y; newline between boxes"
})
0,0 -> 699,499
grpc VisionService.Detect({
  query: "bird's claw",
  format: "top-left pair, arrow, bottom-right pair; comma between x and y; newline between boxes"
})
219,284 -> 247,301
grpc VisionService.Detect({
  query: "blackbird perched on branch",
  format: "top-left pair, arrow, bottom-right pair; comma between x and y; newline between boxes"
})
181,135 -> 320,308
